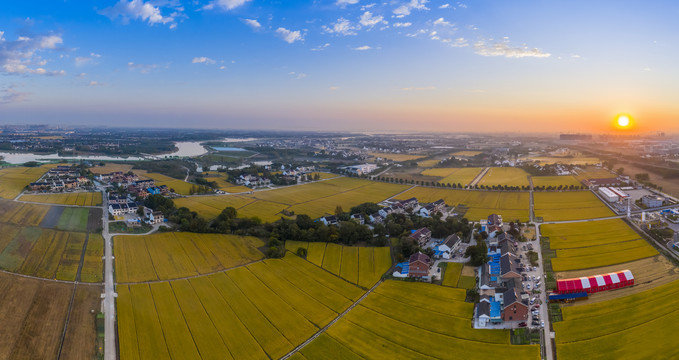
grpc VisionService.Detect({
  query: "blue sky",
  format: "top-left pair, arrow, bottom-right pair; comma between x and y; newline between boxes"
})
1,0 -> 678,133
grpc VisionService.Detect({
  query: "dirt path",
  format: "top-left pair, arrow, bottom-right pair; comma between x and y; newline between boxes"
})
469,167 -> 490,187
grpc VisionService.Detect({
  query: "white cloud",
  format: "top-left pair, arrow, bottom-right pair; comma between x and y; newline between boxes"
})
88,81 -> 105,86
439,3 -> 450,8
336,0 -> 359,7
401,86 -> 435,91
473,38 -> 551,58
289,71 -> 307,79
322,18 -> 360,36
393,22 -> 412,27
127,61 -> 160,73
361,3 -> 376,10
75,53 -> 102,67
276,27 -> 304,43
642,67 -> 651,72
0,32 -> 66,75
242,18 -> 261,29
444,37 -> 468,47
359,11 -> 385,27
0,85 -> 31,104
329,86 -> 340,91
458,2 -> 467,8
311,43 -> 331,51
76,72 -> 87,78
433,17 -> 451,26
203,0 -> 251,11
393,0 -> 429,17
192,56 -> 216,64
100,0 -> 176,27
353,45 -> 372,50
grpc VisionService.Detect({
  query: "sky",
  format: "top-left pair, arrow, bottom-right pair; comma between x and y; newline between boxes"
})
1,0 -> 678,134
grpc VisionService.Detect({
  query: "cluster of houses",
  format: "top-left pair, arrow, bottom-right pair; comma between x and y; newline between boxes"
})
29,166 -> 90,191
476,214 -> 530,327
98,172 -> 169,199
340,163 -> 378,176
235,174 -> 272,187
319,197 -> 448,227
107,193 -> 165,225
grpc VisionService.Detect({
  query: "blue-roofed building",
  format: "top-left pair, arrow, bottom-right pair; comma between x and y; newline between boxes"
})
392,262 -> 409,278
489,299 -> 502,323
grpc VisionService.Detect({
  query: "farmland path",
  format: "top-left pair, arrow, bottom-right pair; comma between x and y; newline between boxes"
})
385,185 -> 416,201
115,258 -> 264,285
540,215 -> 626,225
469,167 -> 490,187
280,279 -> 384,360
100,188 -> 117,360
0,267 -> 102,285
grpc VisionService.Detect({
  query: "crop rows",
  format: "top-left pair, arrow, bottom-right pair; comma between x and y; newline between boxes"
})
534,191 -> 614,221
21,192 -> 102,206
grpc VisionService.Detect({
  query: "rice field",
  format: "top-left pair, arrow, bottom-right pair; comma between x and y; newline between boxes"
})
136,171 -> 195,195
117,252 -> 363,360
114,232 -> 265,283
0,166 -> 50,199
522,156 -> 600,165
0,200 -> 51,226
89,163 -> 134,174
56,207 -> 90,232
452,151 -> 483,157
175,177 -> 409,222
478,167 -> 530,187
554,279 -> 679,360
531,176 -> 582,188
420,167 -> 484,186
534,191 -> 615,221
394,187 -> 530,221
368,152 -> 424,162
416,159 -> 440,168
300,280 -> 540,359
542,220 -> 657,272
20,192 -> 102,206
441,262 -> 463,287
573,167 -> 616,181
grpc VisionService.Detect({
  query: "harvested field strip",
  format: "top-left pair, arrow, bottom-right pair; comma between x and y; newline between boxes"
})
322,243 -> 343,275
80,234 -> 104,283
128,284 -> 171,359
55,232 -> 86,281
340,247 -> 359,285
60,285 -> 102,360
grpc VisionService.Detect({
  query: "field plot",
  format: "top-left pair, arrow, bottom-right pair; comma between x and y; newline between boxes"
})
117,253 -> 363,360
522,156 -> 600,165
20,192 -> 102,206
452,151 -> 483,157
573,166 -> 615,181
176,177 -> 408,222
289,241 -> 391,288
203,173 -> 253,193
136,170 -> 194,195
114,232 -> 264,283
441,262 -> 463,287
80,234 -> 104,282
89,163 -> 134,174
421,167 -> 484,186
0,166 -> 49,199
417,159 -> 440,168
60,285 -> 103,360
542,220 -> 657,272
301,280 -> 539,359
554,279 -> 679,360
56,207 -> 90,232
531,175 -> 582,188
369,152 -> 424,162
0,201 -> 51,226
394,187 -> 530,221
478,167 -> 530,187
534,191 -> 614,221
0,272 -> 75,359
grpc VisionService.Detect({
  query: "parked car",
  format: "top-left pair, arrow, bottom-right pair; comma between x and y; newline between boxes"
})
536,276 -> 541,282
532,320 -> 540,326
526,284 -> 531,290
518,322 -> 527,328
540,320 -> 545,328
532,276 -> 536,281
535,282 -> 541,288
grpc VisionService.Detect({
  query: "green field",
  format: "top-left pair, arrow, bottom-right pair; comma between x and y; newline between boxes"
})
531,176 -> 582,188
56,207 -> 90,232
394,187 -> 530,221
420,167 -> 484,186
478,167 -> 530,187
292,241 -> 391,288
117,253 -> 363,360
534,191 -> 615,221
441,262 -> 463,287
541,220 -> 657,272
554,279 -> 679,359
300,280 -> 540,359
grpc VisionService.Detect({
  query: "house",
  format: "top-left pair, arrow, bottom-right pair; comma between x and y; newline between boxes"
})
341,163 -> 378,176
108,193 -> 128,204
379,204 -> 404,218
500,253 -> 521,280
396,197 -> 419,211
488,214 -> 502,227
350,214 -> 365,225
408,252 -> 430,278
582,178 -> 623,188
392,262 -> 409,278
369,213 -> 384,224
418,199 -> 446,217
29,182 -> 51,191
108,204 -> 123,216
134,179 -> 155,189
320,215 -> 339,226
409,227 -> 432,247
146,210 -> 164,224
501,289 -> 529,322
477,300 -> 490,327
439,234 -> 461,254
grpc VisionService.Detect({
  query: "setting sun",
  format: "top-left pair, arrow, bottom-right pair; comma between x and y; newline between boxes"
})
618,115 -> 630,127
614,113 -> 634,130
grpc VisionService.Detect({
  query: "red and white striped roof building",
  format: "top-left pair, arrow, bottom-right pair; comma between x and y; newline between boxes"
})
556,270 -> 634,294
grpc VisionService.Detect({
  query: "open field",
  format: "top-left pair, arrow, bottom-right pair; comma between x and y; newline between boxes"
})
117,252 -> 363,360
534,191 -> 614,221
542,220 -> 657,272
0,200 -> 50,226
554,279 -> 679,360
176,177 -> 408,222
421,167 -> 484,186
417,159 -> 440,168
478,167 -> 530,187
89,163 -> 134,174
300,280 -> 540,359
556,255 -> 679,305
56,207 -> 90,232
136,170 -> 194,195
81,234 -> 104,283
531,176 -> 582,188
294,241 -> 391,288
0,166 -> 50,199
368,152 -> 424,162
61,285 -> 103,360
394,187 -> 530,221
441,262 -> 463,287
114,232 -> 265,283
20,192 -> 102,206
452,150 -> 483,157
203,173 -> 254,193
573,166 -> 616,181
0,272 -> 75,359
522,156 -> 600,165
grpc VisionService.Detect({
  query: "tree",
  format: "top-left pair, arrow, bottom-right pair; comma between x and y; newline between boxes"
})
137,205 -> 145,217
465,242 -> 488,266
296,247 -> 308,258
617,167 -> 625,175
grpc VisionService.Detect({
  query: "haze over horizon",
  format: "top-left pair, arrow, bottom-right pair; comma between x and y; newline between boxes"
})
2,0 -> 678,133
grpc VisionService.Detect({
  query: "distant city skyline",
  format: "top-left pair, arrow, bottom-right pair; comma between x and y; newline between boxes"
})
1,0 -> 678,133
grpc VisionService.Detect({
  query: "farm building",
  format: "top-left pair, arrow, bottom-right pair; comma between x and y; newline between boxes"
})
408,252 -> 430,278
556,270 -> 634,294
598,187 -> 629,203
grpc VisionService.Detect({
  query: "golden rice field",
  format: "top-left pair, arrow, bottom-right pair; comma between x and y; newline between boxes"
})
452,151 -> 483,157
136,171 -> 195,195
441,262 -> 463,287
394,187 -> 530,221
417,159 -> 440,168
573,167 -> 616,181
89,163 -> 134,174
421,167 -> 484,186
0,224 -> 102,282
522,156 -> 600,165
299,280 -> 540,360
203,173 -> 254,193
554,279 -> 679,360
534,191 -> 615,221
531,175 -> 582,188
0,200 -> 50,226
478,167 -> 530,187
285,241 -> 392,288
114,232 -> 265,283
175,177 -> 408,222
20,191 -> 102,206
541,220 -> 657,272
117,253 -> 364,360
0,166 -> 50,199
368,152 -> 424,162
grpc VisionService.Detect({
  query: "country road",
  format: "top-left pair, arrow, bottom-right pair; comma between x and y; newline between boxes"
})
100,188 -> 117,360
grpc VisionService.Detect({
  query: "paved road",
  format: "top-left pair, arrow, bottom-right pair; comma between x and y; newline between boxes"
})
532,223 -> 553,360
100,188 -> 116,360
